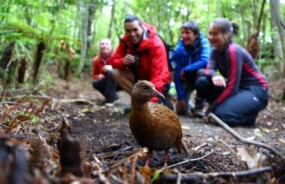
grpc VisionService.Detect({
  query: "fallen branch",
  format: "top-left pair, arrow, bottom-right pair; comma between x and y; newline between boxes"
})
159,166 -> 272,182
209,113 -> 285,161
104,148 -> 148,173
164,149 -> 216,170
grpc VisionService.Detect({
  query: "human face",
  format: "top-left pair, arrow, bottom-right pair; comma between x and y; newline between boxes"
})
181,28 -> 197,46
124,20 -> 144,44
207,25 -> 228,51
100,39 -> 112,54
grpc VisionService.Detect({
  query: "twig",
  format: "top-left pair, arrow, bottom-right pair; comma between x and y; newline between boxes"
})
163,149 -> 216,170
209,113 -> 285,161
216,139 -> 238,158
104,148 -> 148,173
59,98 -> 93,105
0,76 -> 7,101
192,143 -> 207,151
97,149 -> 139,160
159,166 -> 272,182
26,95 -> 52,99
0,101 -> 16,105
130,152 -> 139,184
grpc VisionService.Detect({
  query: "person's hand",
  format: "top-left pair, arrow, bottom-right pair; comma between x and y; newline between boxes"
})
102,65 -> 113,72
98,74 -> 105,79
180,70 -> 186,81
203,115 -> 210,123
123,54 -> 136,66
212,76 -> 226,87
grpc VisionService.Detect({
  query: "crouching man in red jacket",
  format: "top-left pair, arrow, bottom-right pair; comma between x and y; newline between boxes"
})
110,15 -> 171,105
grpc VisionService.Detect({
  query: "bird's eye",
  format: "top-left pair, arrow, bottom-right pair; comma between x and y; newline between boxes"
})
143,86 -> 148,90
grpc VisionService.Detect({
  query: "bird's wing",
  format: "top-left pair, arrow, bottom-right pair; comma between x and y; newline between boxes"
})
148,102 -> 182,133
149,102 -> 179,121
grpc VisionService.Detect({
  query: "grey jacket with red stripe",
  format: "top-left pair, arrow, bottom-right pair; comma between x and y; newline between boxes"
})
205,41 -> 268,113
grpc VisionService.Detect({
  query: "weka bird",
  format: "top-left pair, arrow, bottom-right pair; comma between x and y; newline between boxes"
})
129,80 -> 187,166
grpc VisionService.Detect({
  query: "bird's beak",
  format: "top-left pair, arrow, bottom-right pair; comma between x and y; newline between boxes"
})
152,89 -> 165,99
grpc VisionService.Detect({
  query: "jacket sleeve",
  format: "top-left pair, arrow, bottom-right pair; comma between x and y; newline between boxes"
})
183,36 -> 210,72
204,50 -> 218,77
172,51 -> 185,100
92,56 -> 100,79
148,38 -> 171,95
206,45 -> 242,114
110,41 -> 126,69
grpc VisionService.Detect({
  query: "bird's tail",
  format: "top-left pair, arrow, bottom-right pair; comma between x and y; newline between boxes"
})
176,139 -> 188,154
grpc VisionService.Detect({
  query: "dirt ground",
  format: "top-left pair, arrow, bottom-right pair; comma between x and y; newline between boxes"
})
1,69 -> 285,183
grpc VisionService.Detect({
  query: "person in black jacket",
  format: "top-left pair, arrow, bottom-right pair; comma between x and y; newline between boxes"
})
196,18 -> 269,126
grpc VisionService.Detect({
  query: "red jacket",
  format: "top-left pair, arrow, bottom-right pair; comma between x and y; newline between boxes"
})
92,53 -> 112,79
110,22 -> 171,94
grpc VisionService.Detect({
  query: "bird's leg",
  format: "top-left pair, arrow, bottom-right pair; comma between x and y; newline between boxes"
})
163,150 -> 169,167
144,150 -> 153,167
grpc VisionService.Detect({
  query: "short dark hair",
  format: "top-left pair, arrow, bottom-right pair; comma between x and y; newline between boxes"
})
124,15 -> 142,25
182,21 -> 200,35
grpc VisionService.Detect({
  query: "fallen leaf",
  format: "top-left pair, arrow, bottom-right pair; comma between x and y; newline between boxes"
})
261,127 -> 270,133
237,147 -> 257,169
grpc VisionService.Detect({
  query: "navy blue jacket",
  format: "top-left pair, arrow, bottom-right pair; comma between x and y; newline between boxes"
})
172,34 -> 210,100
205,41 -> 268,113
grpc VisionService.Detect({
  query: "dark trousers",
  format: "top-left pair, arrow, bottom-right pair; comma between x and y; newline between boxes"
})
183,72 -> 205,111
195,76 -> 268,126
92,71 -> 117,103
156,83 -> 174,109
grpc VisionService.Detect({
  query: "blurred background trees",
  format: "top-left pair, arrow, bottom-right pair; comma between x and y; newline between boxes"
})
0,0 -> 284,89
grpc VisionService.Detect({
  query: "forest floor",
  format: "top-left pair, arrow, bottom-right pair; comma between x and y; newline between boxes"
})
1,67 -> 285,184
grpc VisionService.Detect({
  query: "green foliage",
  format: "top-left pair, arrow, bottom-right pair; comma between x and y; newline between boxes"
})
151,169 -> 161,183
1,0 -> 284,88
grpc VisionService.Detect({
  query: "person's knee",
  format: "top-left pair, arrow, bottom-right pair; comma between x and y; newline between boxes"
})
112,69 -> 120,81
196,69 -> 206,77
92,80 -> 100,89
106,70 -> 113,75
195,76 -> 209,90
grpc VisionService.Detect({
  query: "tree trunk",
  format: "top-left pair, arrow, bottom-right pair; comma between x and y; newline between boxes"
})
77,0 -> 88,76
0,42 -> 15,71
17,57 -> 27,84
250,0 -> 258,29
32,42 -> 45,85
107,0 -> 116,39
269,0 -> 285,77
6,59 -> 16,87
87,1 -> 96,50
0,42 -> 15,87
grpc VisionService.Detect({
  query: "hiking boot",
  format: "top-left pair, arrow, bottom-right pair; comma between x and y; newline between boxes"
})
191,108 -> 205,118
105,94 -> 119,106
